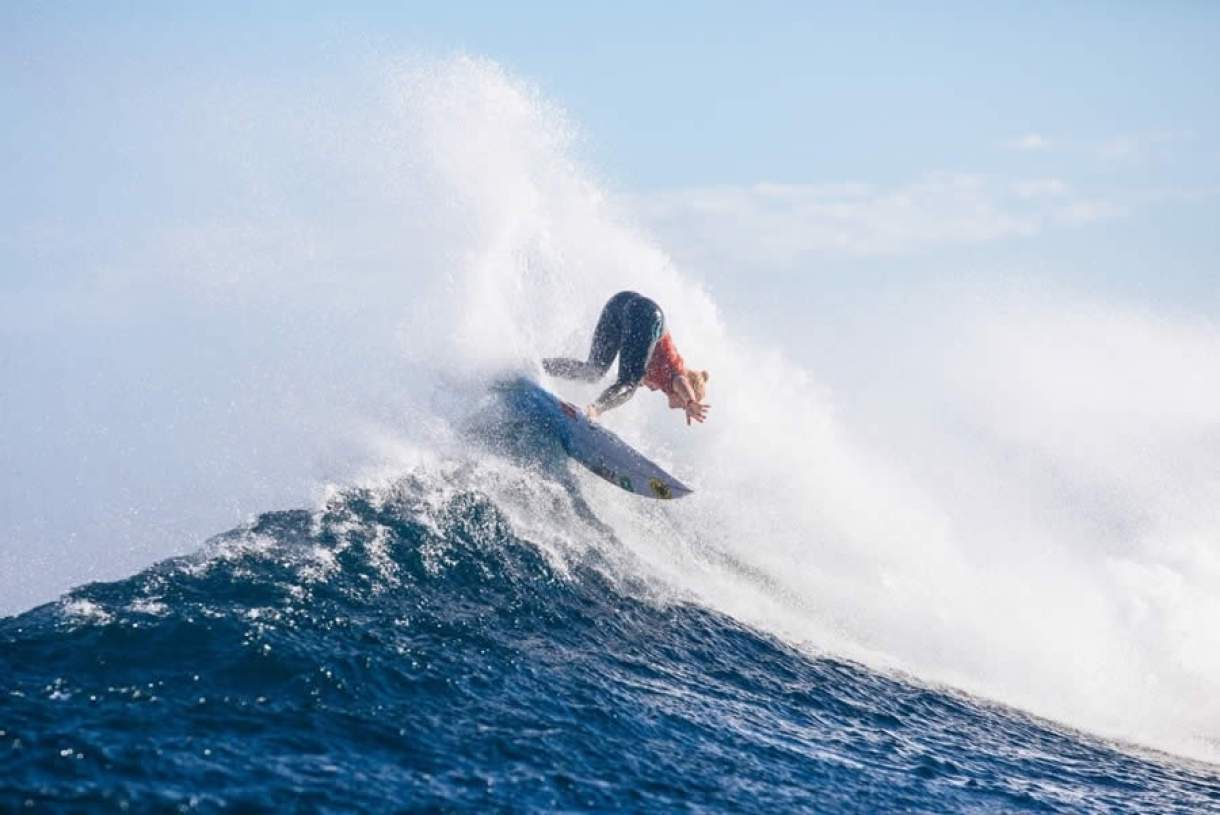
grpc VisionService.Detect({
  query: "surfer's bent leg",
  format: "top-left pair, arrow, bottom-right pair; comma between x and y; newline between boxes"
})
590,295 -> 664,414
542,357 -> 602,380
543,291 -> 634,382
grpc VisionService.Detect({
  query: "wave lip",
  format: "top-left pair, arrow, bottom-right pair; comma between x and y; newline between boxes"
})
3,476 -> 1218,813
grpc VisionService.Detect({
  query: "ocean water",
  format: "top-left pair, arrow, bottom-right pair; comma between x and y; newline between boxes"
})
3,468 -> 1218,813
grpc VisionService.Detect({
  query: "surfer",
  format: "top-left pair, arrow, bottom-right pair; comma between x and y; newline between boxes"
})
543,291 -> 710,425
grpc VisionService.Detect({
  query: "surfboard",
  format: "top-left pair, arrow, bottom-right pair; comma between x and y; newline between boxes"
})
494,378 -> 692,500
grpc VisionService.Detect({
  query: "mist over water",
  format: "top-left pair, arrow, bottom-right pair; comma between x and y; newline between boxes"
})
3,52 -> 1219,765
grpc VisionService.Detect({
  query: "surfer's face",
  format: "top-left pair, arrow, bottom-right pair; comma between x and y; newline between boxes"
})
666,390 -> 685,410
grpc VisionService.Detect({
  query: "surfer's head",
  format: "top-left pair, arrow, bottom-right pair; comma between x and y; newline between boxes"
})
666,369 -> 709,409
686,369 -> 709,402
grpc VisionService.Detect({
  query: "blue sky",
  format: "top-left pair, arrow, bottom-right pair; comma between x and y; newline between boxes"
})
7,2 -> 1219,188
6,2 -> 1218,307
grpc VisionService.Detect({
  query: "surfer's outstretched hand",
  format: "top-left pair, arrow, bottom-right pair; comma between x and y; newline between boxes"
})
685,401 -> 709,425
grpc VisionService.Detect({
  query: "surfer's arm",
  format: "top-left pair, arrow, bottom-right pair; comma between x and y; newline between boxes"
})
589,380 -> 639,417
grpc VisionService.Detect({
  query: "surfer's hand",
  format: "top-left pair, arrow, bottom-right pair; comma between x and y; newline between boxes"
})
585,404 -> 600,421
684,401 -> 709,425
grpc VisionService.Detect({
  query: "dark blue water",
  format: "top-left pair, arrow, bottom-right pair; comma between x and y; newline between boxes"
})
3,477 -> 1218,813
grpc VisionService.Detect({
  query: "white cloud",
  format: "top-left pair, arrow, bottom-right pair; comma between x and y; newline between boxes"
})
1011,178 -> 1069,199
1098,130 -> 1194,162
1005,133 -> 1051,151
1099,136 -> 1140,161
1052,199 -> 1127,225
629,173 -> 1124,265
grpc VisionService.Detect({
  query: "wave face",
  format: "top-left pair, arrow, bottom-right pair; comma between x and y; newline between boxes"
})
3,474 -> 1217,813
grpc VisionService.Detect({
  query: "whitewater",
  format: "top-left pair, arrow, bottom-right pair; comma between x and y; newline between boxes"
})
3,55 -> 1219,811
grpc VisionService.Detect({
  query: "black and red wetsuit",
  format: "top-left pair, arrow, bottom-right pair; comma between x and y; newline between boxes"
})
543,291 -> 686,414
